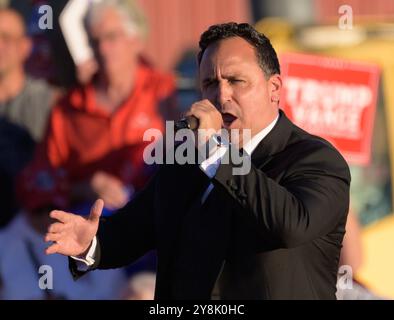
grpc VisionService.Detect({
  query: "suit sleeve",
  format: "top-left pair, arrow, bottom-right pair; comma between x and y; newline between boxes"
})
96,171 -> 158,269
212,143 -> 351,249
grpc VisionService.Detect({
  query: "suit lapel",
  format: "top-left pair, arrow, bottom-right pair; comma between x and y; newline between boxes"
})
251,109 -> 294,168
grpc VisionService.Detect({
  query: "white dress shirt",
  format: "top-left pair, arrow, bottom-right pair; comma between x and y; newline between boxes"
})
74,113 -> 280,267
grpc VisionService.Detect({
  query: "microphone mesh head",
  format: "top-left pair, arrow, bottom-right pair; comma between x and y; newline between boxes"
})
175,116 -> 199,131
187,116 -> 199,130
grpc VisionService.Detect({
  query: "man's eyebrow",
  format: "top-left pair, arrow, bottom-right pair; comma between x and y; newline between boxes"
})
226,75 -> 241,81
223,71 -> 244,79
201,71 -> 246,84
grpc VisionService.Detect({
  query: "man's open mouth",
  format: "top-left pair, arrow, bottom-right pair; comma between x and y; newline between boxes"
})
222,113 -> 237,127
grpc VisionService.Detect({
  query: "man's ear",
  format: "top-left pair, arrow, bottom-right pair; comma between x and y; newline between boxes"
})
268,74 -> 282,103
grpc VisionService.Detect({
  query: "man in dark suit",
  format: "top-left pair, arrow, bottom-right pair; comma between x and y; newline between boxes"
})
45,22 -> 350,300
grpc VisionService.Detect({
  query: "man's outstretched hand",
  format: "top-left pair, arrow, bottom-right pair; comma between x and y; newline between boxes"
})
45,199 -> 104,257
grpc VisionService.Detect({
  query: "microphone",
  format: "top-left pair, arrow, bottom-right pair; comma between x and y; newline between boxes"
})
174,115 -> 199,131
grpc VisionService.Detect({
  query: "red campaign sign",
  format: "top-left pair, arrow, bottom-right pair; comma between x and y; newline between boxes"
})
279,52 -> 380,166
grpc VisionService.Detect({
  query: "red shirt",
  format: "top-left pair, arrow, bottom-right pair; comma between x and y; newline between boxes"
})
38,64 -> 175,189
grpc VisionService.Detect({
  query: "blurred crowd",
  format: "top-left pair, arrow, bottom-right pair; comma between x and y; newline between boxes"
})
0,0 -> 181,300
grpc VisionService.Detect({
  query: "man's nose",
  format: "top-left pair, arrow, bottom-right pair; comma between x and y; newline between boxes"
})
217,82 -> 232,110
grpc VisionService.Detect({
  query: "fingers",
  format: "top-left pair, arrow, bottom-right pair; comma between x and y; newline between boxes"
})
45,243 -> 60,255
187,100 -> 215,118
91,173 -> 128,209
47,222 -> 65,234
101,186 -> 128,210
186,100 -> 222,132
89,198 -> 104,223
44,232 -> 62,243
49,210 -> 71,223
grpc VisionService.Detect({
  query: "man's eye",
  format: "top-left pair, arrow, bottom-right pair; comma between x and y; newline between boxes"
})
229,79 -> 243,84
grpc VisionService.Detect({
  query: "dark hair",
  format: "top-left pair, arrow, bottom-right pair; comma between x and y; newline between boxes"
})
198,22 -> 280,78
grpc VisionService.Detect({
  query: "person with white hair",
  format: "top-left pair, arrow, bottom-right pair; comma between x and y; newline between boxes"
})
60,0 -> 148,84
32,0 -> 177,215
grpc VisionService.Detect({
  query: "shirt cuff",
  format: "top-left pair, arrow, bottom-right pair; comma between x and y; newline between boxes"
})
71,236 -> 97,270
200,135 -> 229,179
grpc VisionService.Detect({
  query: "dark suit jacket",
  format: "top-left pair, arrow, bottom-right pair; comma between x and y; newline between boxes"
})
70,110 -> 351,300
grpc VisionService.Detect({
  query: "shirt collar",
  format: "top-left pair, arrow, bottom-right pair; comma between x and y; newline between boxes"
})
242,113 -> 280,156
